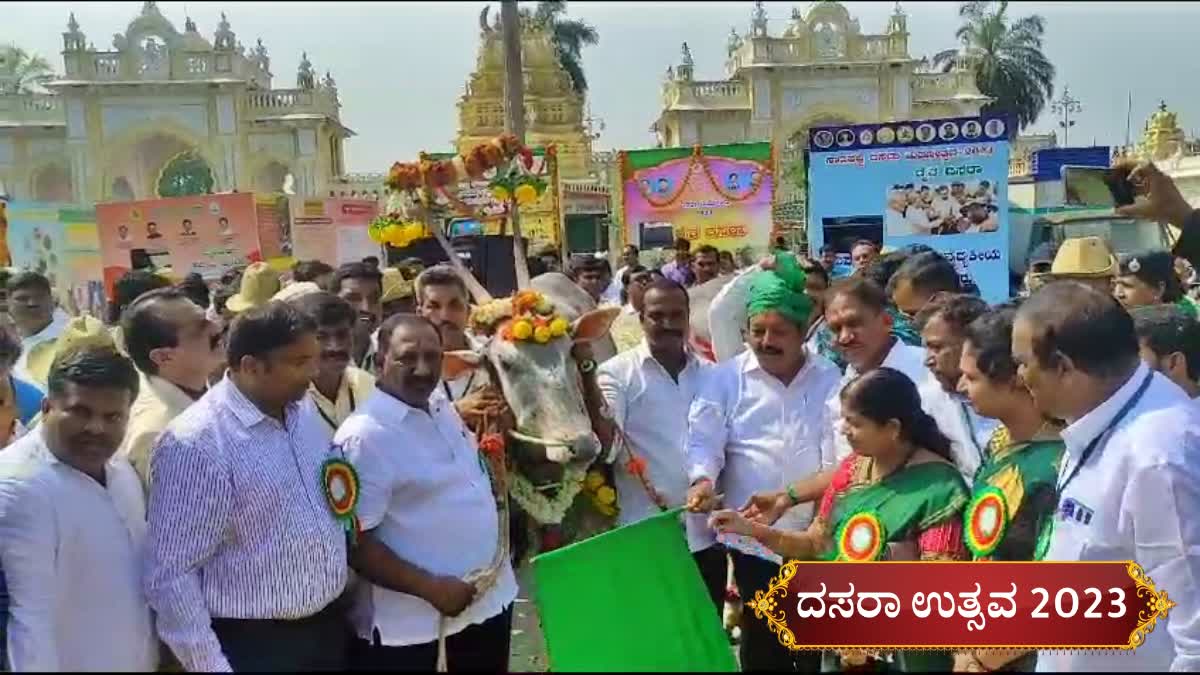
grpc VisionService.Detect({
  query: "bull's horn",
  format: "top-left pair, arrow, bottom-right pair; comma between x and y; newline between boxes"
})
479,5 -> 492,33
429,215 -> 494,303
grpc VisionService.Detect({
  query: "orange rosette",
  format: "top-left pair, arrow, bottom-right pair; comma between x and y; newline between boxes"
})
835,511 -> 884,562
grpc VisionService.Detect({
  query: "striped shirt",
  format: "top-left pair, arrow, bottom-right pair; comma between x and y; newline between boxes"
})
143,376 -> 348,673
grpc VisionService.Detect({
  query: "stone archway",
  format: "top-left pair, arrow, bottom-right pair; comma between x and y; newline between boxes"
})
101,126 -> 221,200
252,160 -> 290,194
773,111 -> 859,235
110,177 -> 135,202
30,165 -> 73,203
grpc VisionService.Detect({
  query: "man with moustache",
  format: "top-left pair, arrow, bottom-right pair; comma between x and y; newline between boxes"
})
341,314 -> 517,671
850,239 -> 878,274
589,279 -> 724,610
414,265 -> 509,432
914,293 -> 999,481
1012,282 -> 1200,672
144,303 -> 350,671
685,252 -> 841,671
289,292 -> 375,438
0,344 -> 155,671
740,277 -> 934,524
118,288 -> 225,490
334,262 -> 384,371
691,245 -> 721,286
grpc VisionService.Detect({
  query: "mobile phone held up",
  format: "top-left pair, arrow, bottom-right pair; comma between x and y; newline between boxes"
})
1061,165 -> 1137,208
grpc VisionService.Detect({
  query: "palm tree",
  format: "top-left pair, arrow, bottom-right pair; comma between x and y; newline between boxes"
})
529,1 -> 598,94
932,1 -> 1055,130
0,45 -> 54,94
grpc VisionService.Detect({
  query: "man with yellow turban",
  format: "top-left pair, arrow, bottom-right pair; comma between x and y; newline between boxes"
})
684,252 -> 842,672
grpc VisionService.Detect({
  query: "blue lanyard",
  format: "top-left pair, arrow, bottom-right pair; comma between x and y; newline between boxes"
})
1056,371 -> 1154,495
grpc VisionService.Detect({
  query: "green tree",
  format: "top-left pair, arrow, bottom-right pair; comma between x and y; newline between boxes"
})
0,45 -> 54,94
932,1 -> 1055,130
157,152 -> 214,198
530,1 -> 598,94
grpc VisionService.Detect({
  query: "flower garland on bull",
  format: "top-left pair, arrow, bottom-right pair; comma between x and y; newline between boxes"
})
469,290 -> 664,552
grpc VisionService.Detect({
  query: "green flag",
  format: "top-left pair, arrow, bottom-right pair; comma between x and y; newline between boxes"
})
532,508 -> 738,672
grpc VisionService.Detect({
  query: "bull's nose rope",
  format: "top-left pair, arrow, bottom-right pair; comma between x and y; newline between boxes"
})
507,428 -> 574,449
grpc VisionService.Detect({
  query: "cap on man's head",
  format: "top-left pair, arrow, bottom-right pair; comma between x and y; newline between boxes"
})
1050,236 -> 1117,278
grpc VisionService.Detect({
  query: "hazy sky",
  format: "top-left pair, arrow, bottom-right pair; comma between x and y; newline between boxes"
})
7,1 -> 1199,173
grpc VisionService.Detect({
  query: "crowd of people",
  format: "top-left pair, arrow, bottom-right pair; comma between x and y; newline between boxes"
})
0,159 -> 1194,672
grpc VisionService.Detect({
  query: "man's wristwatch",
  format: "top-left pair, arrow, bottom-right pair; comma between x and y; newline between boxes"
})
578,358 -> 597,374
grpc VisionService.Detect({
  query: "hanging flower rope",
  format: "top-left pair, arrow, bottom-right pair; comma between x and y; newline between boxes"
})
608,421 -> 669,511
630,144 -> 769,210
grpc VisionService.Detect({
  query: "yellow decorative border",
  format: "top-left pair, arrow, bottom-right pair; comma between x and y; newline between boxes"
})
747,560 -> 1176,652
1126,561 -> 1177,650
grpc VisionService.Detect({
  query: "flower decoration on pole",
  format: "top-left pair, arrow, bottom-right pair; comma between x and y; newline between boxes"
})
384,134 -> 552,222
368,214 -> 427,249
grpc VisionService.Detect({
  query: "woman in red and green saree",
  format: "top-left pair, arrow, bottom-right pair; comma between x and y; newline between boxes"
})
710,367 -> 969,672
952,303 -> 1065,672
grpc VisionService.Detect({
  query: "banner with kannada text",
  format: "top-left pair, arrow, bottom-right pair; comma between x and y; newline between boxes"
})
291,198 -> 381,266
96,193 -> 262,293
807,115 -> 1013,302
620,142 -> 774,254
750,560 -> 1175,652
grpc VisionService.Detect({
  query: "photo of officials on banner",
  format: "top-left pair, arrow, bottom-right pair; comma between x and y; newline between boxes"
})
807,115 -> 1013,303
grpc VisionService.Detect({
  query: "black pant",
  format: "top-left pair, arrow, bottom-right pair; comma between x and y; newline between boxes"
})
211,598 -> 350,671
692,545 -> 729,616
730,551 -> 822,672
353,604 -> 513,672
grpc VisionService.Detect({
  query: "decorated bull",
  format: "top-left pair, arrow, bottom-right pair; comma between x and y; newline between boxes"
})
432,235 -> 620,562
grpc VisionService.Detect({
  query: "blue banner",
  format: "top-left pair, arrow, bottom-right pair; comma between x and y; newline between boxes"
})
807,114 -> 1013,303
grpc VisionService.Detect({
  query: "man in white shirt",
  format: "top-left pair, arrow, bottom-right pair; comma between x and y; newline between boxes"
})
607,244 -> 641,303
8,272 -> 70,387
1131,304 -> 1200,400
884,188 -> 911,236
118,288 -> 224,489
0,343 -> 156,671
1013,282 -> 1200,672
914,293 -> 999,481
590,279 -> 723,609
342,314 -> 517,671
685,253 -> 840,672
826,277 -> 934,462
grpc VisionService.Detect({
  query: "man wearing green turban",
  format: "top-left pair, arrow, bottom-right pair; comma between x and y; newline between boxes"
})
685,250 -> 843,672
746,252 -> 813,329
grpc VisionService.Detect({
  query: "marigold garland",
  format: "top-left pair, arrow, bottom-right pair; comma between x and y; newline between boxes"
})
630,145 -> 769,209
469,290 -> 570,344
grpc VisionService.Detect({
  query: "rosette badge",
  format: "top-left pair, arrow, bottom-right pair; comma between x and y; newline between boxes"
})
321,458 -> 361,545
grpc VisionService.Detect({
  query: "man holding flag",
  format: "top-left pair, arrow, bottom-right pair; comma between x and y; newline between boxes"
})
685,253 -> 842,671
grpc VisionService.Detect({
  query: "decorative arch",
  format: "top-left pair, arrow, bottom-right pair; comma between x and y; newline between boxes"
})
99,120 -> 222,199
156,150 -> 214,197
251,159 -> 290,194
110,177 -> 135,202
29,164 -> 73,203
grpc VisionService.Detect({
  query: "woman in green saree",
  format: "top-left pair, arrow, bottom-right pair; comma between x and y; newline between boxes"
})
710,367 -> 969,671
952,303 -> 1065,672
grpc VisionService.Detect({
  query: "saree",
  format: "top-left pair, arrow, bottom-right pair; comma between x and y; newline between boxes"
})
814,454 -> 969,672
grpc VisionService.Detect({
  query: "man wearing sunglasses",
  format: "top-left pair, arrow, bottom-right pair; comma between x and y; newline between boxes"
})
118,288 -> 224,491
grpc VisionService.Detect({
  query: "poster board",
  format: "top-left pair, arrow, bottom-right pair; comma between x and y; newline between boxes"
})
255,192 -> 294,270
291,197 -> 381,265
433,147 -> 561,246
5,201 -> 106,317
619,141 -> 775,254
96,193 -> 262,293
807,115 -> 1013,303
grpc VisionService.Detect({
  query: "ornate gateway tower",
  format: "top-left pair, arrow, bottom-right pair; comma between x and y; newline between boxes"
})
0,2 -> 352,203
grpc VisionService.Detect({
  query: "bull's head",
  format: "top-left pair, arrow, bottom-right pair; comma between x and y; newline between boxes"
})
443,290 -> 618,465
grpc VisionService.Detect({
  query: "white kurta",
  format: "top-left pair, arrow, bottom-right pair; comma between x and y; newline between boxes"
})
597,341 -> 712,552
0,430 -> 157,672
826,339 -> 933,462
687,349 -> 842,559
1037,364 -> 1200,672
919,376 -> 1000,483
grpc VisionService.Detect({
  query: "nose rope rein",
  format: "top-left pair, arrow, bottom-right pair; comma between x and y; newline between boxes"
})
437,411 -> 510,672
